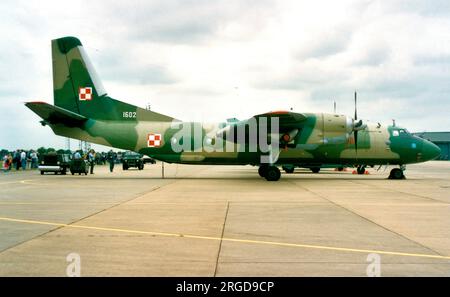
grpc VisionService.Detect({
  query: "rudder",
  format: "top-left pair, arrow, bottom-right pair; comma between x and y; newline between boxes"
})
52,36 -> 174,122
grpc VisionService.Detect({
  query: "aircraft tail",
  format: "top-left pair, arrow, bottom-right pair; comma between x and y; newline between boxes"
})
52,36 -> 174,122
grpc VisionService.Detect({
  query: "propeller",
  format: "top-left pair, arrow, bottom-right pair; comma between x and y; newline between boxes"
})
354,91 -> 358,154
352,91 -> 366,155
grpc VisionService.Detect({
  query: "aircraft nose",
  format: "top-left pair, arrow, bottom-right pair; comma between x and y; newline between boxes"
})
422,140 -> 441,161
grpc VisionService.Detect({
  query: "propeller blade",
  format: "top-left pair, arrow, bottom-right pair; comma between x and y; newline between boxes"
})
354,91 -> 358,156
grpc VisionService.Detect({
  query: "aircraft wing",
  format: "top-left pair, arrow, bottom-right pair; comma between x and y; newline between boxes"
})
25,101 -> 88,127
216,110 -> 308,141
253,111 -> 308,131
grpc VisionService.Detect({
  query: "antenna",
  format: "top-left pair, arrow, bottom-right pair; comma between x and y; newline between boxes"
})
333,101 -> 336,113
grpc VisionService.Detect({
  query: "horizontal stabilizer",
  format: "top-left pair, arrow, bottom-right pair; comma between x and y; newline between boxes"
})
25,101 -> 88,127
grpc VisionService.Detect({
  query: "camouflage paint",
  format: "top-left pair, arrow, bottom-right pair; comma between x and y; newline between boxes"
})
26,36 -> 441,168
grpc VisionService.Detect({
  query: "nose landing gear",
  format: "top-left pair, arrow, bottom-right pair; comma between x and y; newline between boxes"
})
389,166 -> 405,179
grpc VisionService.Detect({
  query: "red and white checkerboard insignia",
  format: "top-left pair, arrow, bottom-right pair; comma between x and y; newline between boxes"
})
147,133 -> 162,147
79,87 -> 93,101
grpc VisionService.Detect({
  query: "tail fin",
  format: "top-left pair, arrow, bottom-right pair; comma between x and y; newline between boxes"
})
52,36 -> 174,122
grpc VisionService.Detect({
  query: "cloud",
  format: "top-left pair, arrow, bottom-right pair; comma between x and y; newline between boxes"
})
1,0 -> 450,151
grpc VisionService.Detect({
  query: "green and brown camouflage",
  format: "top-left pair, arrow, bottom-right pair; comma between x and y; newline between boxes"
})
25,36 -> 441,181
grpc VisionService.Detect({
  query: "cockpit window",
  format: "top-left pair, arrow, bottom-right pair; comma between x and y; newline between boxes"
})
392,129 -> 410,137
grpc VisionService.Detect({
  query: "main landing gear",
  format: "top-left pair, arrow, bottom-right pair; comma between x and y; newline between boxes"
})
356,165 -> 366,175
282,165 -> 295,174
388,166 -> 405,180
258,165 -> 281,181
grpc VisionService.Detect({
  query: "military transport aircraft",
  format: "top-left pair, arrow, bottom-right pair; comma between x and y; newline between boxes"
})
25,37 -> 441,181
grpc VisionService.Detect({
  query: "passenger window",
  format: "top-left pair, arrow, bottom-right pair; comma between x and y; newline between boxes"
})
392,130 -> 399,137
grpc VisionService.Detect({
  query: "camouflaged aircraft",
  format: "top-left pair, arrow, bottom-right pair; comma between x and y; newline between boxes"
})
25,36 -> 441,181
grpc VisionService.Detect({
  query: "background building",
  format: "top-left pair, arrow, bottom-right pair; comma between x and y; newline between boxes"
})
413,132 -> 450,160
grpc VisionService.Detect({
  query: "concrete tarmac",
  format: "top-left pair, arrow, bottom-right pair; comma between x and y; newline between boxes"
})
0,161 -> 449,276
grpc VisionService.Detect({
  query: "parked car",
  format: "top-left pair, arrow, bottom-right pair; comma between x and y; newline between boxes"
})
38,152 -> 71,175
122,151 -> 144,170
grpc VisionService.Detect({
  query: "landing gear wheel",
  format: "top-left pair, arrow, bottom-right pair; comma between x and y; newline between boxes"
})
389,168 -> 405,180
357,166 -> 366,175
282,165 -> 295,174
258,165 -> 268,178
337,167 -> 344,172
310,167 -> 320,173
265,166 -> 281,181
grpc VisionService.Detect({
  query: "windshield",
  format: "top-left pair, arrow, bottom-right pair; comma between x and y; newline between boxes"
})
392,128 -> 410,137
125,152 -> 141,157
43,155 -> 58,163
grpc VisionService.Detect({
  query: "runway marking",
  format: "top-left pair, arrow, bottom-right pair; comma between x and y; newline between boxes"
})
1,216 -> 449,261
0,202 -> 447,207
0,180 -> 46,186
0,180 -> 23,185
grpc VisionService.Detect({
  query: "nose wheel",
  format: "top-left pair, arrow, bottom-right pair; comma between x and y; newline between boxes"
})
389,168 -> 405,179
258,165 -> 281,181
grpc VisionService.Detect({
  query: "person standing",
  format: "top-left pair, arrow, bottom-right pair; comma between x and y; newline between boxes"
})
7,154 -> 12,171
73,151 -> 81,160
2,155 -> 9,172
107,150 -> 116,173
30,150 -> 38,169
20,150 -> 27,170
14,150 -> 20,170
88,150 -> 95,174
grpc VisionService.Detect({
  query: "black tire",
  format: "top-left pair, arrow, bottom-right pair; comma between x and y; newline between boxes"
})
265,166 -> 281,181
357,166 -> 366,175
337,167 -> 344,171
123,164 -> 128,170
40,171 -> 44,175
71,172 -> 74,175
282,166 -> 295,174
258,165 -> 268,177
310,167 -> 320,173
389,168 -> 404,179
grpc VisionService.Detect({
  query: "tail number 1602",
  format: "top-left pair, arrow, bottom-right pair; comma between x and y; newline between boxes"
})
123,111 -> 137,118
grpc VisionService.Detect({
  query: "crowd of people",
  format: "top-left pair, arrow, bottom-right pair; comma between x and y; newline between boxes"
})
2,150 -> 39,172
1,149 -> 120,173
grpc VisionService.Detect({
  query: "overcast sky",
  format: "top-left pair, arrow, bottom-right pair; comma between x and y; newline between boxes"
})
1,0 -> 449,151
